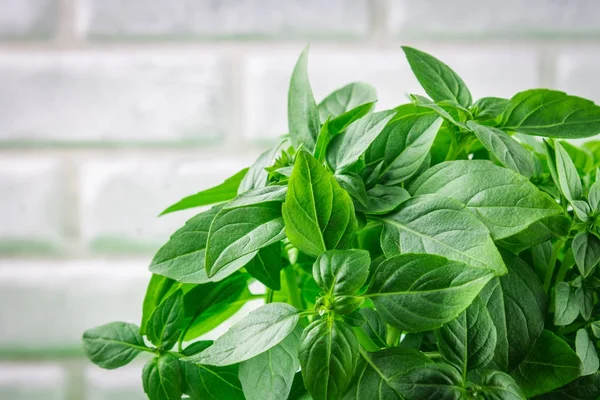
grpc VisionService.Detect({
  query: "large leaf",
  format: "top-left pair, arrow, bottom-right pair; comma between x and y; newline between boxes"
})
146,290 -> 184,350
576,329 -> 599,376
282,150 -> 357,257
141,275 -> 179,334
436,297 -> 497,375
479,252 -> 547,372
185,303 -> 299,366
410,160 -> 562,240
288,47 -> 320,152
82,322 -> 146,370
402,46 -> 472,107
534,372 -> 600,400
555,140 -> 583,201
244,242 -> 283,290
205,202 -> 286,279
358,308 -> 388,349
327,110 -> 397,171
472,97 -> 510,121
343,347 -> 432,400
150,206 -> 222,284
393,363 -> 466,400
468,369 -> 525,400
512,330 -> 584,397
572,231 -> 600,278
500,89 -> 600,138
299,318 -> 358,400
364,113 -> 443,185
367,253 -> 494,332
318,82 -> 377,133
180,360 -> 243,400
313,249 -> 370,296
379,195 -> 506,274
239,328 -> 301,400
142,355 -> 182,400
467,121 -> 535,179
160,168 -> 247,215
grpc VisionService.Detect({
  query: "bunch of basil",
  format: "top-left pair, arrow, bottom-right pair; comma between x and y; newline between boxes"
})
82,47 -> 600,400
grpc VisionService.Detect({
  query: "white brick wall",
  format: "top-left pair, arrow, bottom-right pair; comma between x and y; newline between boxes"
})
0,0 -> 599,398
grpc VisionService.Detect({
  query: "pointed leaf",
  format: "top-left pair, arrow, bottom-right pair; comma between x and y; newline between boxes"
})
82,322 -> 146,370
313,249 -> 370,296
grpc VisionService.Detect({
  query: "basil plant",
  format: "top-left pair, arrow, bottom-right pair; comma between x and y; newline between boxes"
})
82,47 -> 600,400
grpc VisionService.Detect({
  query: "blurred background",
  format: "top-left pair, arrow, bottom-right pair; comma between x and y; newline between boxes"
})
0,0 -> 599,399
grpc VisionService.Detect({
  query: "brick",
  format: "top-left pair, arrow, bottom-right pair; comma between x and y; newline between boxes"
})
244,46 -> 538,140
85,363 -> 146,400
79,154 -> 258,252
556,49 -> 600,103
0,156 -> 66,251
0,363 -> 66,400
0,260 -> 148,348
80,0 -> 369,39
0,52 -> 230,143
387,0 -> 600,37
0,0 -> 57,38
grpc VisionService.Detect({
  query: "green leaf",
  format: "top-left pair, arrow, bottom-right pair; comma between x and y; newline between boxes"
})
205,202 -> 286,279
239,141 -> 286,193
402,46 -> 472,107
576,329 -> 599,376
314,117 -> 332,163
512,330 -> 584,397
468,369 -> 525,400
239,328 -> 301,400
343,347 -> 432,400
591,321 -> 600,338
572,200 -> 591,222
555,140 -> 583,201
368,253 -> 494,332
313,249 -> 370,296
357,184 -> 410,215
224,185 -> 287,209
282,150 -> 357,257
141,274 -> 179,335
534,372 -> 600,400
500,89 -> 600,138
576,284 -> 594,321
335,172 -> 369,209
185,303 -> 299,366
288,47 -> 320,152
82,322 -> 147,370
379,195 -> 506,274
142,355 -> 182,400
410,94 -> 468,128
472,97 -> 510,121
467,121 -> 535,178
479,252 -> 547,372
327,110 -> 396,171
244,242 -> 283,290
572,231 -> 600,278
410,160 -> 562,240
554,281 -> 580,326
562,141 -> 595,175
146,290 -> 184,349
436,297 -> 497,375
160,168 -> 248,215
588,179 -> 600,214
180,360 -> 243,400
150,206 -> 223,284
318,82 -> 377,132
364,113 -> 443,185
288,371 -> 313,400
299,318 -> 358,400
355,308 -> 387,349
393,363 -> 466,400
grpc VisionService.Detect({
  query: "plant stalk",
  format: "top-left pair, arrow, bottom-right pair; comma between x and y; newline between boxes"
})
284,266 -> 304,311
543,239 -> 565,293
386,326 -> 401,347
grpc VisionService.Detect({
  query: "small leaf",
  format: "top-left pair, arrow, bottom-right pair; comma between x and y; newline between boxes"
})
358,308 -> 388,349
82,322 -> 146,370
223,185 -> 287,209
357,184 -> 410,215
500,89 -> 600,138
160,168 -> 247,215
555,140 -> 583,201
468,369 -> 525,400
185,303 -> 299,366
576,329 -> 599,376
283,150 -> 357,257
141,275 -> 179,334
592,321 -> 600,338
588,179 -> 600,214
571,200 -> 591,222
554,281 -> 580,326
180,359 -> 243,400
239,141 -> 286,193
146,290 -> 185,350
318,82 -> 377,133
368,253 -> 494,332
142,355 -> 182,400
313,249 -> 370,296
393,363 -> 466,400
402,46 -> 472,107
299,318 -> 358,400
244,242 -> 283,290
472,97 -> 510,120
239,328 -> 301,400
410,94 -> 467,128
288,47 -> 320,152
327,110 -> 397,171
467,121 -> 535,178
576,285 -> 594,321
572,231 -> 600,278
512,330 -> 583,397
335,172 -> 369,208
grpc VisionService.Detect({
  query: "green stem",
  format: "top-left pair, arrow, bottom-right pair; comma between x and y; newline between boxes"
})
386,326 -> 401,347
543,239 -> 565,293
265,288 -> 274,304
423,351 -> 442,360
284,266 -> 304,310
